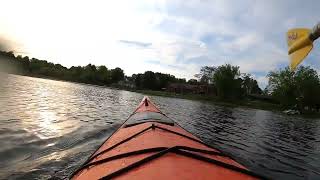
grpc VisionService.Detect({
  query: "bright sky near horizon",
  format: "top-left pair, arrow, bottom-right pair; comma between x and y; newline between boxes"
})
0,0 -> 320,88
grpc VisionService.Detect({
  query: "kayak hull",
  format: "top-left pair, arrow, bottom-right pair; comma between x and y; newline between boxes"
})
71,97 -> 264,180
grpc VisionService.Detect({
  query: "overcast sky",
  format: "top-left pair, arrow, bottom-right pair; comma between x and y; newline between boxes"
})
0,0 -> 320,88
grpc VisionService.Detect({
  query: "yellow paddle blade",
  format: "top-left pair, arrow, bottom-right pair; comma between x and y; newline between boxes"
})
287,28 -> 313,70
289,45 -> 313,70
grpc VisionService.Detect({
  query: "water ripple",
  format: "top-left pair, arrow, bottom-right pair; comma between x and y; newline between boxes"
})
0,75 -> 320,179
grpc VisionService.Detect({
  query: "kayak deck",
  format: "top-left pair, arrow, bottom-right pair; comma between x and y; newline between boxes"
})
124,111 -> 174,127
71,97 -> 265,180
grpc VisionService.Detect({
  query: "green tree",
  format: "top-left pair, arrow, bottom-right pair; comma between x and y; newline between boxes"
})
187,79 -> 199,85
132,73 -> 143,89
241,73 -> 262,95
131,71 -> 185,90
143,71 -> 157,90
80,64 -> 97,83
97,65 -> 111,85
267,66 -> 320,111
110,67 -> 124,83
20,56 -> 30,74
212,64 -> 242,99
155,73 -> 171,89
69,66 -> 83,81
195,66 -> 216,84
295,66 -> 320,110
267,67 -> 298,107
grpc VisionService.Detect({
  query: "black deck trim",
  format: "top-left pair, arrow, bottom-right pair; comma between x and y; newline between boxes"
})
124,111 -> 174,128
99,145 -> 268,180
72,146 -> 227,177
124,120 -> 174,128
82,125 -> 152,165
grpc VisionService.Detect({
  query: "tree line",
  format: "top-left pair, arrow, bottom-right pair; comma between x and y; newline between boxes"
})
0,50 -> 262,97
0,51 -> 185,87
2,50 -> 320,112
0,51 -> 125,85
196,64 -> 320,112
194,65 -> 262,99
130,71 -> 187,90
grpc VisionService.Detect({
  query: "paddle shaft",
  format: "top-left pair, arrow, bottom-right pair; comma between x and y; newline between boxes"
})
309,22 -> 320,41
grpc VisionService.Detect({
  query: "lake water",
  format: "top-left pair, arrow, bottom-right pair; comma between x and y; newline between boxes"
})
0,74 -> 319,179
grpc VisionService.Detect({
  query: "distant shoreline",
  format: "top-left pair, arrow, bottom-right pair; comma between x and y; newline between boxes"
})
6,73 -> 320,118
7,73 -> 278,110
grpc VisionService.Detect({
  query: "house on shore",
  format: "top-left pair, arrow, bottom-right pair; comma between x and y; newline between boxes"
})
167,83 -> 215,95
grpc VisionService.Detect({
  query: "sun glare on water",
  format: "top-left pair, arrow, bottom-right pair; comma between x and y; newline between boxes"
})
21,79 -> 78,140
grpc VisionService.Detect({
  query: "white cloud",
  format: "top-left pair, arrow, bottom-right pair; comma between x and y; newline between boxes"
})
0,0 -> 320,87
221,33 -> 262,53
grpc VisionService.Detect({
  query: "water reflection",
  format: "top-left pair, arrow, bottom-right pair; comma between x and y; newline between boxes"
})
20,78 -> 79,140
37,110 -> 59,139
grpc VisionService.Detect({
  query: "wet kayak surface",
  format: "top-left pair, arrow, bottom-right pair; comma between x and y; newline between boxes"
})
0,74 -> 320,180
